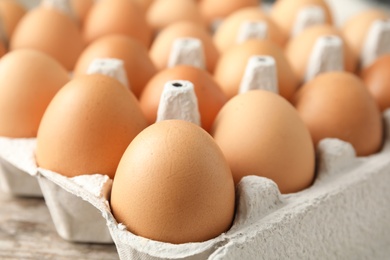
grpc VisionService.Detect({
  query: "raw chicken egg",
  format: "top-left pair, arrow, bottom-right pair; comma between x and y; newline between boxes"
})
213,7 -> 287,53
10,5 -> 84,70
139,65 -> 227,132
110,120 -> 235,244
36,74 -> 148,179
211,90 -> 315,193
71,0 -> 94,28
292,71 -> 383,156
74,34 -> 157,98
214,39 -> 299,100
0,49 -> 69,138
285,24 -> 358,83
0,0 -> 26,41
83,0 -> 152,47
361,54 -> 390,112
147,0 -> 205,33
149,21 -> 219,73
270,0 -> 333,37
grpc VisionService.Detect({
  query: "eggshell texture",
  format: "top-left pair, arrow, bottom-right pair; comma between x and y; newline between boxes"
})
149,21 -> 219,73
147,0 -> 205,33
0,49 -> 69,138
200,0 -> 259,26
361,54 -> 390,112
211,90 -> 315,193
83,0 -> 152,47
110,120 -> 235,244
74,34 -> 157,98
342,9 -> 388,59
270,0 -> 333,37
285,24 -> 358,82
10,7 -> 84,70
71,0 -> 94,27
36,74 -> 148,179
214,39 -> 299,100
213,7 -> 287,53
139,65 -> 227,132
292,71 -> 383,156
0,0 -> 26,41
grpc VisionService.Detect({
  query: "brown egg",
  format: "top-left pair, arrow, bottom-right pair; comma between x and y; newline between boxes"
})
214,7 -> 287,53
110,120 -> 235,244
211,90 -> 315,193
10,6 -> 84,71
74,34 -> 157,98
139,65 -> 227,132
132,0 -> 154,11
0,49 -> 69,138
0,0 -> 26,41
361,54 -> 390,112
292,72 -> 383,156
71,0 -> 94,27
150,21 -> 219,73
83,0 -> 152,47
214,39 -> 299,100
270,0 -> 333,37
342,9 -> 388,60
147,0 -> 205,33
285,24 -> 358,82
200,0 -> 259,27
36,74 -> 148,179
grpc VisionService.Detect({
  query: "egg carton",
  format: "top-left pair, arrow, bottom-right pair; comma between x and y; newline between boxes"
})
32,109 -> 390,259
0,137 -> 42,197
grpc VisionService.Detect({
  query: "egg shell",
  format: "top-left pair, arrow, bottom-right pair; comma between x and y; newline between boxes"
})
285,24 -> 358,82
74,34 -> 157,98
342,9 -> 388,60
199,0 -> 259,26
214,39 -> 299,100
149,21 -> 219,73
83,0 -> 152,47
139,65 -> 227,132
147,0 -> 205,33
71,0 -> 94,28
110,119 -> 235,244
213,7 -> 287,53
36,74 -> 148,179
361,54 -> 390,112
10,6 -> 84,70
270,0 -> 333,37
0,0 -> 26,40
132,0 -> 154,12
211,89 -> 315,193
292,71 -> 383,156
0,49 -> 69,138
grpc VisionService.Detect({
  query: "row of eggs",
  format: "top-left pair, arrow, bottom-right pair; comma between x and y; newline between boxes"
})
0,0 -> 388,245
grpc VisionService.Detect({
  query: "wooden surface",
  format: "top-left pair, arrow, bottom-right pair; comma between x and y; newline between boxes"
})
0,190 -> 119,260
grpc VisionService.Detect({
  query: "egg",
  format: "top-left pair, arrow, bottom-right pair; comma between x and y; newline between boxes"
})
83,0 -> 152,47
110,120 -> 235,244
36,74 -> 148,179
361,54 -> 390,112
342,9 -> 388,61
71,0 -> 94,27
74,34 -> 157,98
139,65 -> 227,132
285,24 -> 358,82
292,71 -> 383,156
147,0 -> 205,33
270,0 -> 333,37
211,90 -> 315,193
149,21 -> 219,73
0,0 -> 26,41
199,0 -> 259,27
213,7 -> 287,53
132,0 -> 154,12
10,5 -> 84,70
214,39 -> 299,100
0,49 -> 69,138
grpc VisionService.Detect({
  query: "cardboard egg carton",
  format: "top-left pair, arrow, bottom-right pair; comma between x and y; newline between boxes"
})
31,109 -> 390,259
